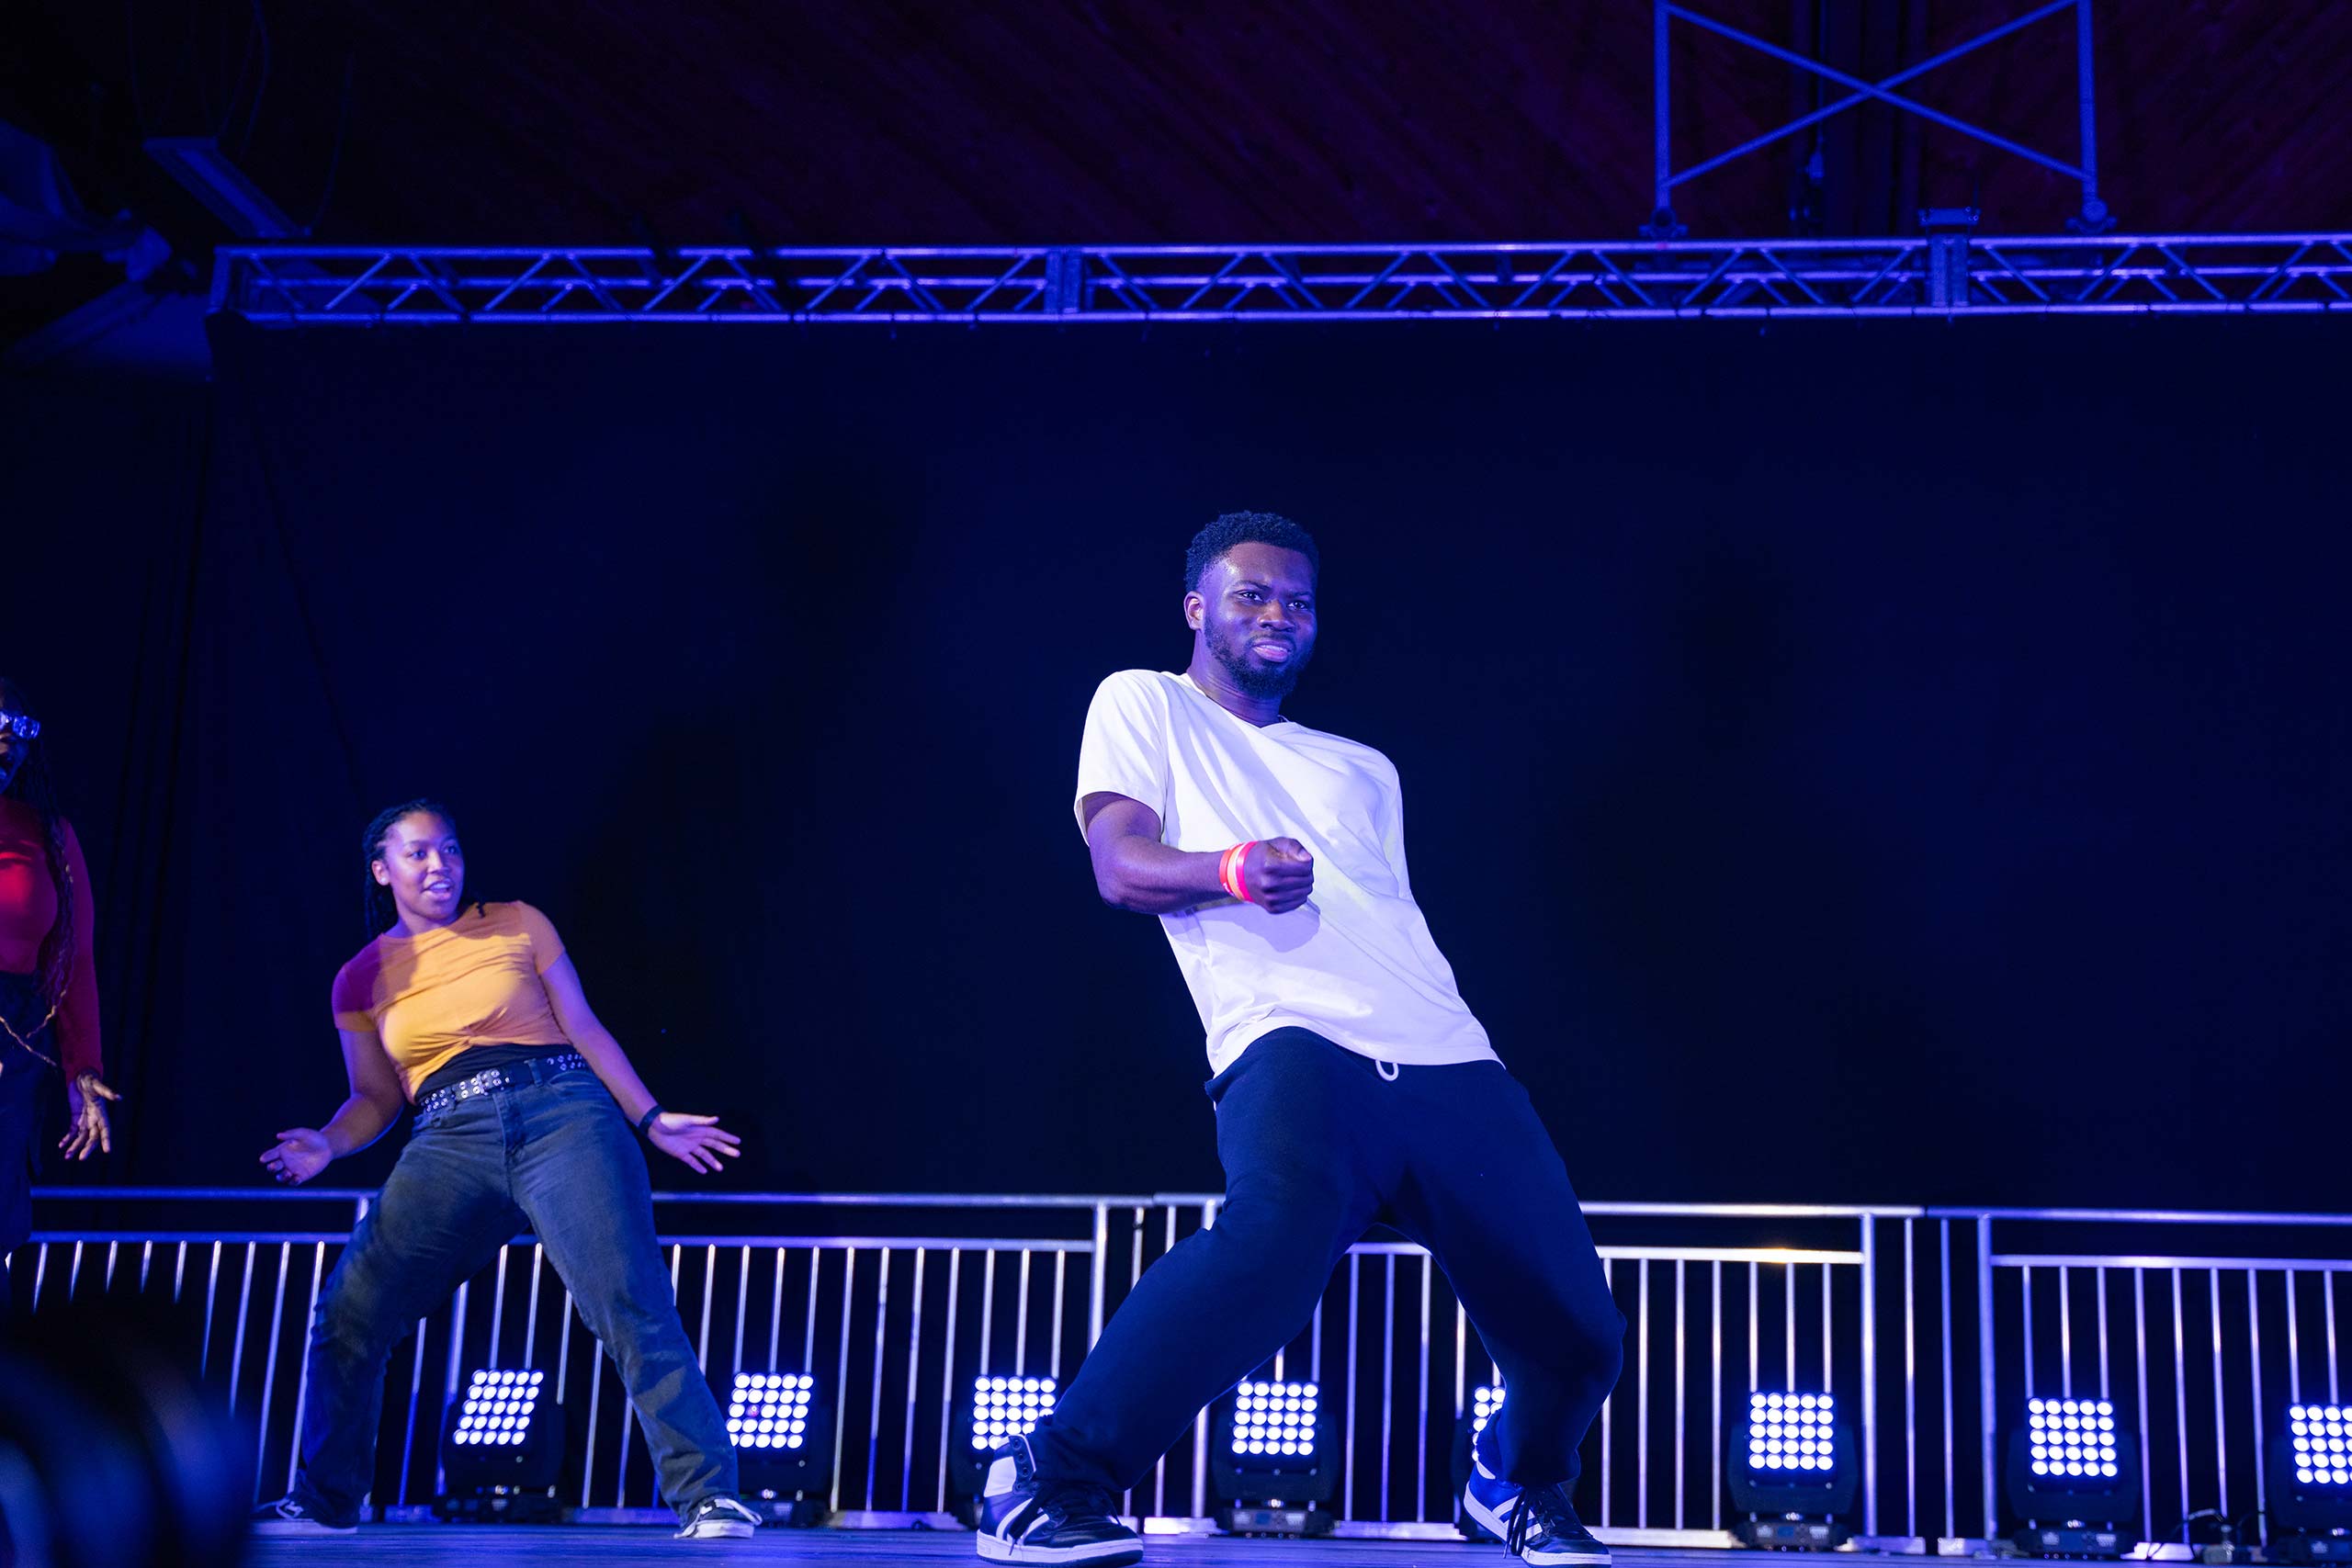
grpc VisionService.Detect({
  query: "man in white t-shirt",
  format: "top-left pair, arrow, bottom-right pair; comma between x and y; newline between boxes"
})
976,513 -> 1624,1568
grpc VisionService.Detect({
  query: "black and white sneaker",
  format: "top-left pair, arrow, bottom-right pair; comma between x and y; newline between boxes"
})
975,1437 -> 1142,1566
673,1495 -> 763,1539
1462,1432 -> 1611,1564
249,1496 -> 359,1535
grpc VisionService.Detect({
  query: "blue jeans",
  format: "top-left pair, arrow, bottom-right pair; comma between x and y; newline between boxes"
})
1027,1030 -> 1625,1495
288,1066 -> 736,1524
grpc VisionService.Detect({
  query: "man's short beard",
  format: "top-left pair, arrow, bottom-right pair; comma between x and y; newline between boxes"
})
1208,622 -> 1310,698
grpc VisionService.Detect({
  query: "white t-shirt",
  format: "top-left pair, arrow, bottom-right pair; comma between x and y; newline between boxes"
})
1074,669 -> 1498,1076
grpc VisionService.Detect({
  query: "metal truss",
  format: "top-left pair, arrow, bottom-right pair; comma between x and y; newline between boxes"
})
1648,0 -> 2109,236
213,235 -> 2352,324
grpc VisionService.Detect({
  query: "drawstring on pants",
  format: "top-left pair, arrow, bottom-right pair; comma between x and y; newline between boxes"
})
1376,1059 -> 1400,1082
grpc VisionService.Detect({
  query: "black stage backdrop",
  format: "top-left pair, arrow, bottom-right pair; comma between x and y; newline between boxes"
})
7,314 -> 2349,1208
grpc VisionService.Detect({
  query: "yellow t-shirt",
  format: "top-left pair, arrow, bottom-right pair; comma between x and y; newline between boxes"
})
331,901 -> 571,1101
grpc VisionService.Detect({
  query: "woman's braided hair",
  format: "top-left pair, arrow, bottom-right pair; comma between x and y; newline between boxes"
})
360,797 -> 481,938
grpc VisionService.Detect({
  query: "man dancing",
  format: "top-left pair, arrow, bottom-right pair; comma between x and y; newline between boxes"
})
978,513 -> 1624,1566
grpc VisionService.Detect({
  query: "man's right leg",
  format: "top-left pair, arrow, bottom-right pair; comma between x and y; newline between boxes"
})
1023,1031 -> 1385,1495
277,1106 -> 521,1528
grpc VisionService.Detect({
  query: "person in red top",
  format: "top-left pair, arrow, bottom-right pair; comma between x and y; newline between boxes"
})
0,676 -> 120,1260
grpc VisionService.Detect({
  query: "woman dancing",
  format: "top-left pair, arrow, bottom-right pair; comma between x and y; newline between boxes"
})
1,676 -> 119,1267
253,798 -> 759,1540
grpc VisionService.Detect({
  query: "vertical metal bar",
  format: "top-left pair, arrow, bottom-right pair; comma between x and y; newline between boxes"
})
1317,1296 -> 1328,1386
1785,1260 -> 1796,1391
1749,1259 -> 1759,1393
1089,1205 -> 1108,1348
1453,1303 -> 1464,1420
2287,1269 -> 2302,1404
1977,1216 -> 1996,1539
1674,1259 -> 1687,1529
582,1315 -> 604,1508
731,1245 -> 749,1382
1940,1220 -> 1954,1542
1014,1250 -> 1032,1378
30,1242 -> 48,1312
400,1316 -> 428,1507
286,1243 -> 326,1495
1653,0 -> 1672,213
2327,1269 -> 2340,1402
253,1243 -> 292,1494
489,1245 -> 510,1369
1713,1259 -> 1724,1531
1382,1253 -> 1396,1522
696,1243 -> 717,1371
2173,1269 -> 2189,1532
865,1247 -> 890,1508
2211,1269 -> 2228,1518
804,1246 -> 820,1380
1825,1259 -> 1835,1395
1904,1219 -> 1917,1538
1418,1254 -> 1432,1523
2074,0 -> 2099,216
2059,1265 -> 2072,1398
201,1242 -> 222,1377
2135,1269 -> 2152,1547
105,1240 -> 119,1290
228,1244 -> 258,1413
141,1240 -> 153,1293
770,1247 -> 786,1371
978,1250 -> 996,1374
2098,1269 -> 2110,1399
903,1249 -> 925,1512
831,1248 -> 856,1514
559,1285 -> 575,1403
2248,1270 -> 2267,1543
1860,1218 -> 1876,1536
2023,1266 -> 2036,1399
1637,1258 -> 1649,1528
1051,1251 -> 1067,1380
1602,1258 -> 1613,1528
938,1250 -> 963,1514
175,1240 -> 188,1304
1345,1252 -> 1361,1522
1126,1215 -> 1142,1520
70,1240 -> 84,1299
524,1247 -> 545,1370
1192,1207 -> 1216,1522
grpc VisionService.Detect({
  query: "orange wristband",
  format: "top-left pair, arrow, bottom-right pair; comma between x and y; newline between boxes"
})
1221,841 -> 1256,903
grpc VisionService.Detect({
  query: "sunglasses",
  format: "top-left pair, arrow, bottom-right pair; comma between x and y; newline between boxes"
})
0,712 -> 40,740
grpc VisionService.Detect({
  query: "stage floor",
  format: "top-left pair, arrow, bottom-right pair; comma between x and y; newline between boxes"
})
243,1530 -> 1861,1566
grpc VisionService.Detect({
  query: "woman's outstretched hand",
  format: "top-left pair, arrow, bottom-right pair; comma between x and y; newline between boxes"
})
648,1112 -> 741,1175
61,1072 -> 120,1160
261,1128 -> 334,1186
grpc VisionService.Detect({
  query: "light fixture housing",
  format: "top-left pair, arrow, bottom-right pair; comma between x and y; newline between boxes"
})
1725,1391 -> 1858,1550
435,1368 -> 562,1522
951,1374 -> 1059,1518
2003,1397 -> 2141,1560
728,1371 -> 831,1523
2270,1403 -> 2352,1561
1210,1380 -> 1335,1538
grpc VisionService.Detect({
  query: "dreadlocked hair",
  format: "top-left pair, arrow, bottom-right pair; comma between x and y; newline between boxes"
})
0,678 -> 74,1029
360,797 -> 481,939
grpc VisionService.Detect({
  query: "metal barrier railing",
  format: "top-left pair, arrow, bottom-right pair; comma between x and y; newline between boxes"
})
15,1190 -> 2348,1549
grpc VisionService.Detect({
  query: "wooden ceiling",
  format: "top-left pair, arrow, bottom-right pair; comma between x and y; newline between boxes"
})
12,0 -> 2351,253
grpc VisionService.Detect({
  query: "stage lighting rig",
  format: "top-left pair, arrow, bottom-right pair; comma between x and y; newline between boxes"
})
729,1371 -> 831,1525
435,1368 -> 562,1522
1452,1383 -> 1507,1541
1211,1380 -> 1335,1539
2004,1397 -> 2141,1559
951,1375 -> 1058,1522
1726,1391 -> 1858,1549
2270,1403 -> 2352,1563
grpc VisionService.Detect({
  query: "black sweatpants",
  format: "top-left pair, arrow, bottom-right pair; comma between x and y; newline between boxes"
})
1028,1029 -> 1625,1495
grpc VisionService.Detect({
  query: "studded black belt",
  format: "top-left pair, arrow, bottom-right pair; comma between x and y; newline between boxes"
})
416,1052 -> 589,1118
